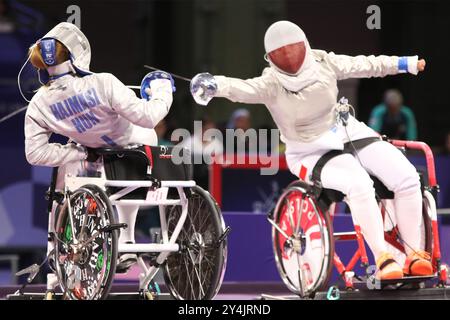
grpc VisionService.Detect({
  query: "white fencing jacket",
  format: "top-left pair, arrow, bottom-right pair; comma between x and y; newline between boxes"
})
215,50 -> 417,148
24,72 -> 171,167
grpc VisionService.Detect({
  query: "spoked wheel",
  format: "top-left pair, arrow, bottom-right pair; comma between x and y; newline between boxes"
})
272,181 -> 334,298
54,185 -> 118,300
164,186 -> 227,300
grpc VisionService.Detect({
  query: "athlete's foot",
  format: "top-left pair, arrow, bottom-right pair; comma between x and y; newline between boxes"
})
403,250 -> 433,276
376,252 -> 403,280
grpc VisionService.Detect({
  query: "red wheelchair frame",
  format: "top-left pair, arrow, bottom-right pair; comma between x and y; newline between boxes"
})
331,139 -> 446,288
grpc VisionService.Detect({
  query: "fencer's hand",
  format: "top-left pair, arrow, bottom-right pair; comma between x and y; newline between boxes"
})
140,71 -> 175,102
149,78 -> 173,108
417,59 -> 426,72
190,72 -> 218,106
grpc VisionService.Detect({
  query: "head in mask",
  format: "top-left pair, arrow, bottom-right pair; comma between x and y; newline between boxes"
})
264,21 -> 319,91
18,22 -> 92,101
35,22 -> 92,77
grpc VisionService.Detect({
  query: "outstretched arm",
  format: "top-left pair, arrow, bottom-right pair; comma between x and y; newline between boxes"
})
322,50 -> 426,80
214,70 -> 277,104
190,69 -> 278,106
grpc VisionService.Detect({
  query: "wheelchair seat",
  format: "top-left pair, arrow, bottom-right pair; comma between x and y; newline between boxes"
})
318,175 -> 395,210
313,138 -> 426,210
96,145 -> 193,199
311,141 -> 397,208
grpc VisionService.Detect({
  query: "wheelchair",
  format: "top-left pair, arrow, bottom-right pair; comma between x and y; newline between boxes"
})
46,144 -> 229,300
268,137 -> 447,298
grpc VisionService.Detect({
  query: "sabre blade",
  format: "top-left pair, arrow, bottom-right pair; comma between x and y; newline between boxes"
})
143,65 -> 192,82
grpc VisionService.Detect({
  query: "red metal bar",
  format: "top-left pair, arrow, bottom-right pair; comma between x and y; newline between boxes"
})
333,253 -> 346,274
354,225 -> 369,265
333,253 -> 354,288
389,139 -> 437,187
384,234 -> 405,253
432,220 -> 442,269
334,233 -> 357,241
209,161 -> 223,207
345,250 -> 361,271
208,154 -> 289,208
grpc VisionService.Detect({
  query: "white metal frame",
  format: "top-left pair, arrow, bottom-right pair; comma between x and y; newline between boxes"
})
63,174 -> 196,290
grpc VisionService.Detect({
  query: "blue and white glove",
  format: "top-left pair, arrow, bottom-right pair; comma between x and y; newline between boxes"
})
190,72 -> 218,106
140,71 -> 176,101
398,56 -> 419,75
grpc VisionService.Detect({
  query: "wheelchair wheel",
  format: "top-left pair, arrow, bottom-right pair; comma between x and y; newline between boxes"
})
54,185 -> 118,300
272,181 -> 334,298
163,186 -> 227,300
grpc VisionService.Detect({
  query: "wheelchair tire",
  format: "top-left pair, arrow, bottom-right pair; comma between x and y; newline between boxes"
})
54,185 -> 118,300
272,181 -> 334,298
163,185 -> 227,300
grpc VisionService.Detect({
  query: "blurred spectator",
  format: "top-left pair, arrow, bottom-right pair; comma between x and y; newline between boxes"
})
154,119 -> 171,145
180,116 -> 223,163
227,108 -> 251,131
0,0 -> 16,33
440,131 -> 450,155
368,89 -> 418,140
227,108 -> 252,153
179,116 -> 223,189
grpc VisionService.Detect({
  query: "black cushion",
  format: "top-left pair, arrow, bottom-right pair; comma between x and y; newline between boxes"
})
100,145 -> 192,200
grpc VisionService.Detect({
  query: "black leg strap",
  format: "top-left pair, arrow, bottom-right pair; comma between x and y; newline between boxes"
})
344,136 -> 381,152
379,258 -> 397,271
311,150 -> 343,184
310,137 -> 382,198
407,258 -> 421,274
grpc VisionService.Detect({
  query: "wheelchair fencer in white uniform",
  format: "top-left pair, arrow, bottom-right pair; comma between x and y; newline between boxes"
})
21,22 -> 228,299
190,20 -> 434,286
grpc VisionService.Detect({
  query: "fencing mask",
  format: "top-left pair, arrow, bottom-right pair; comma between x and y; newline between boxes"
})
264,21 -> 319,92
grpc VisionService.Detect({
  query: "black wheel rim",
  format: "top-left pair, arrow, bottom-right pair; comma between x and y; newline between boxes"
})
164,188 -> 225,300
55,187 -> 115,300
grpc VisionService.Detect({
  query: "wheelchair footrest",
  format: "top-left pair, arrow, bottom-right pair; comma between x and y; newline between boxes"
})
6,292 -> 174,300
378,275 -> 436,286
261,285 -> 450,300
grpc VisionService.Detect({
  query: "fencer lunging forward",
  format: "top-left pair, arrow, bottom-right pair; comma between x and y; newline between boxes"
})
191,20 -> 432,280
21,23 -> 174,282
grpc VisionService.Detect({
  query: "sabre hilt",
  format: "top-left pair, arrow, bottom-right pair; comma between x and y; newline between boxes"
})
336,97 -> 351,126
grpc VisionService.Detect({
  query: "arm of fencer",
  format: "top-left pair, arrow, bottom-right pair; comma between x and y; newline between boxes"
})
106,73 -> 172,129
322,50 -> 419,80
24,110 -> 86,167
214,71 -> 277,104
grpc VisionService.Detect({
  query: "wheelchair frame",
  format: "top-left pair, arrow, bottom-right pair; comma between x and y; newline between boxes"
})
46,145 -> 229,300
329,139 -> 446,289
62,175 -> 196,291
269,139 -> 447,297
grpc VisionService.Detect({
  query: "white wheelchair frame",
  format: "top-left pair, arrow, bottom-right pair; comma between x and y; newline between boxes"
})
55,172 -> 197,292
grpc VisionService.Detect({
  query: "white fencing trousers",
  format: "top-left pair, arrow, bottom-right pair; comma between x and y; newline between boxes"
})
320,152 -> 387,259
287,139 -> 422,260
357,140 -> 422,255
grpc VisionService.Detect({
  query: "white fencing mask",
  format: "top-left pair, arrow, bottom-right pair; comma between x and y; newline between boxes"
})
264,21 -> 319,92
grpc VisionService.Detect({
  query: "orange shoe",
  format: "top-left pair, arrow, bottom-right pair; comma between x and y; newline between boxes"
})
376,252 -> 403,280
403,250 -> 433,276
